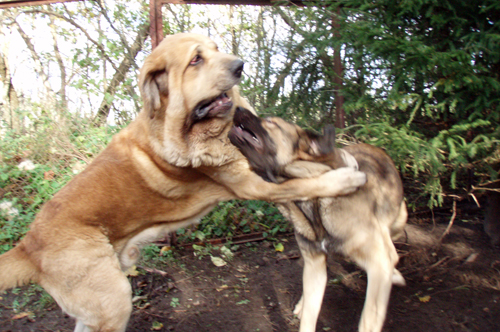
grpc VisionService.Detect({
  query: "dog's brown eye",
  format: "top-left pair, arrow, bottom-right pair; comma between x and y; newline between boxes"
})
190,55 -> 202,65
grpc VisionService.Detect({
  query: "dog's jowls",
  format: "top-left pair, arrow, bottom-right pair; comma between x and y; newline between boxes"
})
0,34 -> 366,332
229,107 -> 407,332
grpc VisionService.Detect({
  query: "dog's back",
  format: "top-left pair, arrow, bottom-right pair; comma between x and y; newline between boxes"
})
325,143 -> 405,237
285,143 -> 406,257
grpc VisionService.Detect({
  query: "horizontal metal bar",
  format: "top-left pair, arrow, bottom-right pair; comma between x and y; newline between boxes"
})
161,0 -> 308,6
0,0 -> 83,9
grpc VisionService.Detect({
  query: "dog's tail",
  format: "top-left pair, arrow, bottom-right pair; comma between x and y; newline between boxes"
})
0,245 -> 39,291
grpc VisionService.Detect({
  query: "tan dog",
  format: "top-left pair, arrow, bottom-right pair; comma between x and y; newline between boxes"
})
229,107 -> 407,332
0,34 -> 366,332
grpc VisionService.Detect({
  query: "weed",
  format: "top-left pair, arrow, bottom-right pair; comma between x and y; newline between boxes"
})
192,244 -> 213,259
142,245 -> 163,262
170,297 -> 180,308
132,244 -> 182,270
176,200 -> 291,245
35,290 -> 55,310
2,284 -> 55,314
11,299 -> 20,312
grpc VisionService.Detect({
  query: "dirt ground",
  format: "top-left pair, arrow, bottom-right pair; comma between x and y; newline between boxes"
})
1,207 -> 499,332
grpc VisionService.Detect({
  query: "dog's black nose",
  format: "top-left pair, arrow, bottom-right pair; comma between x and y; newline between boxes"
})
230,59 -> 244,78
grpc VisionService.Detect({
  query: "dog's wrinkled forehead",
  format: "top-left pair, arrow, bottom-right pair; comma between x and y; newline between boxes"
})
154,33 -> 218,68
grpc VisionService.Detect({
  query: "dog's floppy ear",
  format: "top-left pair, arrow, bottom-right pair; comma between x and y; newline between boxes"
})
139,60 -> 169,119
298,125 -> 336,158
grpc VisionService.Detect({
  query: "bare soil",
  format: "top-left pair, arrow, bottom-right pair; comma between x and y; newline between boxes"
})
1,207 -> 499,332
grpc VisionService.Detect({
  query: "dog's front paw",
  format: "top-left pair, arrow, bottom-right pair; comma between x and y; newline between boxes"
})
321,167 -> 367,196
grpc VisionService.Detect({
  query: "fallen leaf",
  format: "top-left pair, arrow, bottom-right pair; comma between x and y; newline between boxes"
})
216,285 -> 229,292
12,312 -> 33,320
211,256 -> 227,267
160,246 -> 171,254
274,243 -> 284,252
419,295 -> 431,303
151,321 -> 163,330
125,265 -> 140,277
220,246 -> 234,260
464,252 -> 479,264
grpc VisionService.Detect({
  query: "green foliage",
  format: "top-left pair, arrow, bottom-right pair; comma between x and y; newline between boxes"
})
261,0 -> 500,207
2,284 -> 54,313
176,200 -> 289,243
353,118 -> 499,207
0,111 -> 120,253
0,162 -> 72,251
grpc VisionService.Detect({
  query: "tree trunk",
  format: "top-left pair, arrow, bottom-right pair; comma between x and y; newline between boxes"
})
0,48 -> 20,130
49,16 -> 68,113
332,11 -> 345,129
94,23 -> 149,125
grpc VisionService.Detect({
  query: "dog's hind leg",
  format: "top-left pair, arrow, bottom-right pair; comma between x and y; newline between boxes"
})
41,241 -> 133,332
48,265 -> 132,332
296,246 -> 327,332
356,230 -> 399,332
359,264 -> 392,332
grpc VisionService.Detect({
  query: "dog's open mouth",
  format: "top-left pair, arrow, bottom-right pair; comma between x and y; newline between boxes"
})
229,107 -> 279,183
192,93 -> 233,121
228,108 -> 265,152
230,123 -> 264,150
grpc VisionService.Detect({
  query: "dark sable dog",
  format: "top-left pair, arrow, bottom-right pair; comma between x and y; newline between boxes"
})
229,107 -> 407,332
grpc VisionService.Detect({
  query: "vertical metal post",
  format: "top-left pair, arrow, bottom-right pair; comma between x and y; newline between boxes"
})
150,0 -> 164,50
